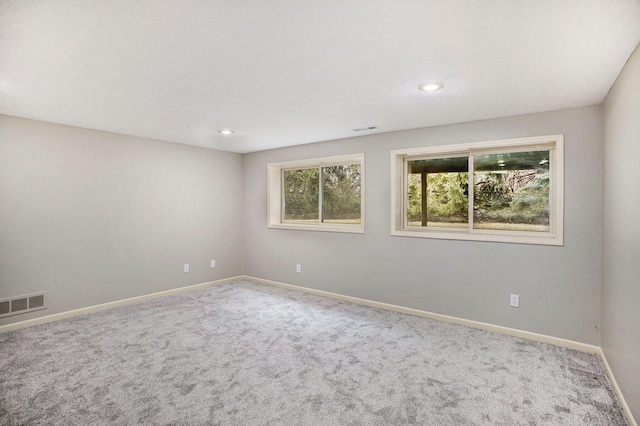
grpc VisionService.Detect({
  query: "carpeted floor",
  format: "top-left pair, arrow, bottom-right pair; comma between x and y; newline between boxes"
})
0,280 -> 629,425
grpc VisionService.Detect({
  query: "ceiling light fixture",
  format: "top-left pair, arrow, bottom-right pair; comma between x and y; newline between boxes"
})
418,82 -> 443,91
218,129 -> 234,135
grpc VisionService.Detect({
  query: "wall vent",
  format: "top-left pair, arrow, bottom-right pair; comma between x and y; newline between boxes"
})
0,292 -> 46,318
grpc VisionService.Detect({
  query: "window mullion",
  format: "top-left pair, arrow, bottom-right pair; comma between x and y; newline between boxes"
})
402,158 -> 408,230
468,154 -> 474,232
318,167 -> 323,224
280,169 -> 286,223
548,147 -> 555,234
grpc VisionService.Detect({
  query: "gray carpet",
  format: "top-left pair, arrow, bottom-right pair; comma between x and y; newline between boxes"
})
0,280 -> 628,425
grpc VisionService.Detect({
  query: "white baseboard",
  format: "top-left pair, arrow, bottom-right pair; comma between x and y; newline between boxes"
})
0,276 -> 243,334
2,274 -> 599,353
242,275 -> 600,353
597,348 -> 638,426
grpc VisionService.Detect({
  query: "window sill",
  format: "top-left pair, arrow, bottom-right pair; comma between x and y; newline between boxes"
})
390,228 -> 563,246
268,223 -> 364,234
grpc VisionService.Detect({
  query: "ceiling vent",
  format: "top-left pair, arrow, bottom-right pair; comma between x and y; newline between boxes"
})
352,126 -> 378,132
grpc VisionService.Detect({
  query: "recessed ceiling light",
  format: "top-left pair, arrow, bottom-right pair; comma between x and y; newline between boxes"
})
418,82 -> 443,91
218,129 -> 234,135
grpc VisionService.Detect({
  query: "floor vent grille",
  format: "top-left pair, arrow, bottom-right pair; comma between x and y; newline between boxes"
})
0,292 -> 46,318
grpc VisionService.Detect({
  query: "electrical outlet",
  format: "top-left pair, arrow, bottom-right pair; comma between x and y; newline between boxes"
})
184,264 -> 190,273
210,260 -> 216,268
510,294 -> 519,308
296,264 -> 301,273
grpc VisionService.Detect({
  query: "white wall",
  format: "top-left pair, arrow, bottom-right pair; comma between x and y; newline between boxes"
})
602,42 -> 640,420
0,115 -> 244,326
243,106 -> 603,345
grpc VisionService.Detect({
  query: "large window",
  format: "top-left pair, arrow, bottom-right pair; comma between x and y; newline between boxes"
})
268,153 -> 364,233
391,135 -> 563,245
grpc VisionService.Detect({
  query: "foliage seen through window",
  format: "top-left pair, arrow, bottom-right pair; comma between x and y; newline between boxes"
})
284,164 -> 361,224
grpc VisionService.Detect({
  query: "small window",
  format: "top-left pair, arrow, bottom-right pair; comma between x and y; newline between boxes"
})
268,154 -> 364,233
391,135 -> 563,245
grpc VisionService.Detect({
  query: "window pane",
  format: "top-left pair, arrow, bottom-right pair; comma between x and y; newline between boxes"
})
473,150 -> 550,232
406,157 -> 469,228
322,164 -> 361,224
283,168 -> 319,222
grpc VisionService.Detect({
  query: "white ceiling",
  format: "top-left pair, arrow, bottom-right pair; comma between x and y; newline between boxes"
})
1,1 -> 639,154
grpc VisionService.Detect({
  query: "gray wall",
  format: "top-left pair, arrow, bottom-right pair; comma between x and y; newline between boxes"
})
0,115 -> 243,326
243,106 -> 603,345
1,107 -> 606,345
602,42 -> 640,419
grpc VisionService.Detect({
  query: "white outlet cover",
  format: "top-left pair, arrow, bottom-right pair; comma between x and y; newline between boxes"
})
510,294 -> 519,308
296,264 -> 301,273
184,264 -> 190,273
211,260 -> 216,268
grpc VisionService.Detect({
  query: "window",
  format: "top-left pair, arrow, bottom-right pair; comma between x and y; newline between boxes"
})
268,153 -> 364,233
391,135 -> 563,245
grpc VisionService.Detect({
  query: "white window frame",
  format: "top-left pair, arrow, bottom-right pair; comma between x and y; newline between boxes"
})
391,135 -> 564,246
268,153 -> 365,233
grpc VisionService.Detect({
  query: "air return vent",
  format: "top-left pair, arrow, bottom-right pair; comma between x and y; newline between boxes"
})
0,292 -> 46,318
